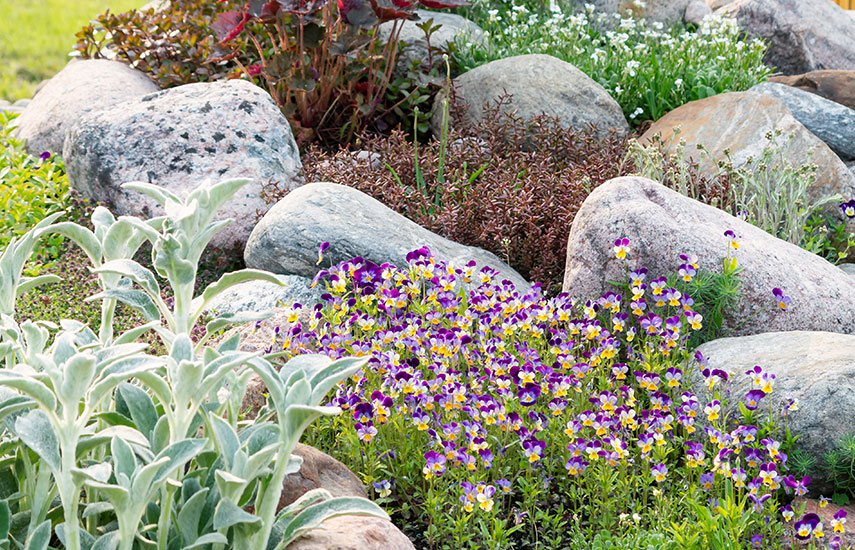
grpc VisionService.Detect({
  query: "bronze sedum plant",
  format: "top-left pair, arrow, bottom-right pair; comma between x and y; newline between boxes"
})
0,178 -> 386,550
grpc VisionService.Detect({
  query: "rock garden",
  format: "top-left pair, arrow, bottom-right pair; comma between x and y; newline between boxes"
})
0,0 -> 854,548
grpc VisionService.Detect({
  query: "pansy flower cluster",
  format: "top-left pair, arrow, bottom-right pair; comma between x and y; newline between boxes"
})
264,240 -> 819,547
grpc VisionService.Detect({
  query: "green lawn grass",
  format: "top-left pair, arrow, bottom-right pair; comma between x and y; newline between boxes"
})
0,0 -> 140,100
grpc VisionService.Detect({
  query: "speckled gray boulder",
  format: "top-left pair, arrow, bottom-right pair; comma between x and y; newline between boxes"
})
63,79 -> 302,253
716,0 -> 855,75
562,176 -> 855,336
841,264 -> 855,278
245,182 -> 530,290
691,331 -> 855,490
206,277 -> 321,316
378,10 -> 485,73
13,59 -> 159,155
751,82 -> 855,161
433,54 -> 628,141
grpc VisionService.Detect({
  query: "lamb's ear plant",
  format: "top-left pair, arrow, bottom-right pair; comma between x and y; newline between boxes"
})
0,177 -> 388,550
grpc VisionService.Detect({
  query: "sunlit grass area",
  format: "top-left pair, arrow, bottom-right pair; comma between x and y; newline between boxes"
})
0,0 -> 140,100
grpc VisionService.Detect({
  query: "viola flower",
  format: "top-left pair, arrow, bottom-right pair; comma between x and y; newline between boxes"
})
794,513 -> 824,540
496,479 -> 512,494
832,510 -> 847,533
614,237 -> 630,260
518,383 -> 541,406
651,463 -> 668,483
820,496 -> 831,508
743,389 -> 765,410
783,475 -> 811,496
460,481 -> 477,512
564,456 -> 588,476
373,479 -> 392,498
680,253 -> 699,269
317,241 -> 330,265
781,504 -> 795,522
355,422 -> 378,444
523,438 -> 546,464
476,483 -> 496,512
750,535 -> 762,549
772,287 -> 791,311
699,472 -> 714,490
423,451 -> 447,479
724,229 -> 741,249
629,268 -> 648,286
840,199 -> 855,218
704,400 -> 721,422
748,493 -> 770,513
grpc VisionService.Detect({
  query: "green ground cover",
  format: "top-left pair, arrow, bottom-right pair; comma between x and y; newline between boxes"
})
0,0 -> 138,100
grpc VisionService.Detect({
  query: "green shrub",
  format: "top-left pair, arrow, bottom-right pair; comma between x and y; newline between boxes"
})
454,7 -> 770,126
0,112 -> 73,268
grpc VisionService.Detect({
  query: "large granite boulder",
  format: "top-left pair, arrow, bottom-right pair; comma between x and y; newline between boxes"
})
562,176 -> 855,336
63,79 -> 302,253
285,515 -> 415,550
578,0 -> 711,24
691,331 -> 855,491
378,10 -> 485,73
434,54 -> 628,141
639,91 -> 855,243
13,59 -> 159,155
715,0 -> 855,75
769,70 -> 855,111
279,443 -> 368,510
245,182 -> 530,290
750,82 -> 855,161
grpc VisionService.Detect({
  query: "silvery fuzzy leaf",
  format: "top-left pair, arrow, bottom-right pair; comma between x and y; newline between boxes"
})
111,436 -> 138,482
274,488 -> 332,521
59,353 -> 97,405
213,498 -> 261,531
117,383 -> 158,442
276,496 -> 389,549
71,462 -> 113,486
0,500 -> 9,540
308,357 -> 367,405
204,310 -> 271,336
182,532 -> 228,550
208,413 -> 239,467
82,501 -> 115,519
14,411 -> 59,473
148,439 -> 206,489
89,531 -> 119,550
87,288 -> 160,322
25,520 -> 50,550
120,182 -> 182,207
92,259 -> 160,297
214,470 -> 246,500
113,321 -> 160,345
15,275 -> 60,299
171,334 -> 194,363
55,523 -> 96,550
176,487 -> 209,545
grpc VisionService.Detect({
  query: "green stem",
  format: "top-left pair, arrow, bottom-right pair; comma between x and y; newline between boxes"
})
156,485 -> 176,550
251,445 -> 295,550
99,298 -> 116,344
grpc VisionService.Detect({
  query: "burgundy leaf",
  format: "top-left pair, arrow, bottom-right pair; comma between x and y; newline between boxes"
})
212,9 -> 251,43
418,0 -> 468,9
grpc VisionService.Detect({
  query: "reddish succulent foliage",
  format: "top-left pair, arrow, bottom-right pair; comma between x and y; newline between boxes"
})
269,102 -> 634,292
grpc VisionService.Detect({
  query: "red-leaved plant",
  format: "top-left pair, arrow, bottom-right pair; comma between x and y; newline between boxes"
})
216,0 -> 466,144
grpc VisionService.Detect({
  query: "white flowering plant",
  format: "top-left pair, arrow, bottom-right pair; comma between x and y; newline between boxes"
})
454,5 -> 770,126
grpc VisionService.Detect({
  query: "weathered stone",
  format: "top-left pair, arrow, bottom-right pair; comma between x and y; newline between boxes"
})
683,0 -> 712,24
378,10 -> 485,74
640,91 -> 855,241
433,54 -> 628,141
691,331 -> 855,490
750,82 -> 855,160
206,277 -> 321,316
279,443 -> 368,510
64,79 -> 302,253
13,59 -> 159,155
562,176 -> 855,336
841,264 -> 855,278
245,182 -> 530,290
716,0 -> 855,75
286,515 -> 415,550
769,70 -> 855,111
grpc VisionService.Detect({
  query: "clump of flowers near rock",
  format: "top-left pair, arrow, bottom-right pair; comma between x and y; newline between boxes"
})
261,239 -> 838,548
455,8 -> 770,125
